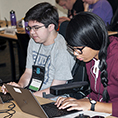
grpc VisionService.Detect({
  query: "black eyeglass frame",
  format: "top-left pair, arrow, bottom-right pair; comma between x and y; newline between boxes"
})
25,25 -> 45,31
67,44 -> 85,54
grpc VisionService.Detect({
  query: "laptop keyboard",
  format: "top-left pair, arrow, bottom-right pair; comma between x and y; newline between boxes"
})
0,92 -> 13,103
41,102 -> 78,118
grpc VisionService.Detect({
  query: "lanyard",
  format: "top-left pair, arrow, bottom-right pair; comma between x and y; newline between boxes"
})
34,44 -> 42,65
34,43 -> 55,66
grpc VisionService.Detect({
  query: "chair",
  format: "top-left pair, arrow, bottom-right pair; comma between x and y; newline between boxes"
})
0,63 -> 6,67
16,32 -> 30,78
59,21 -> 69,38
0,38 -> 7,68
107,6 -> 118,31
43,59 -> 90,99
0,39 -> 6,85
43,21 -> 90,100
0,62 -> 6,85
107,0 -> 118,15
0,39 -> 7,51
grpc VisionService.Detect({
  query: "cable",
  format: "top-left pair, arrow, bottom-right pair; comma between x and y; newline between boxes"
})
0,101 -> 16,118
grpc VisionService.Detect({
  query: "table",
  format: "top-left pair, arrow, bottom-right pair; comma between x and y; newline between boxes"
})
0,85 -> 116,118
0,96 -> 116,118
0,21 -> 26,82
0,32 -> 18,82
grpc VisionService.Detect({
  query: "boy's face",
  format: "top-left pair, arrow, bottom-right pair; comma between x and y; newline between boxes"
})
58,0 -> 73,10
28,20 -> 53,46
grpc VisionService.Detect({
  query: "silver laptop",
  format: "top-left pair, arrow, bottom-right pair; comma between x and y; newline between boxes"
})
4,84 -> 78,118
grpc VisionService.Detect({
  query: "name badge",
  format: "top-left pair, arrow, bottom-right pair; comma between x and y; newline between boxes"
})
29,78 -> 42,91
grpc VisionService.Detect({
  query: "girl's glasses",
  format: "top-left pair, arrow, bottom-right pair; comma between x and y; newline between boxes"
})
67,44 -> 85,55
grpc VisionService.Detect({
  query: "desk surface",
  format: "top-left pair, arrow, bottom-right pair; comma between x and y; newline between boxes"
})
0,20 -> 26,39
0,31 -> 17,39
0,95 -> 53,118
0,25 -> 117,40
0,30 -> 117,41
0,88 -> 116,118
0,96 -> 116,118
0,28 -> 26,40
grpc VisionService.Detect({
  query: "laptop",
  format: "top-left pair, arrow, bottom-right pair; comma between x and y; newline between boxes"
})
4,84 -> 79,118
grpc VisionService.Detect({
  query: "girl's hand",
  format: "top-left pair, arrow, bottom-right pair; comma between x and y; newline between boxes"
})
55,97 -> 91,111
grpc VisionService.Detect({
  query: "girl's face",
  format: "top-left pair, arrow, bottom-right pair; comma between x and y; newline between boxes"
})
73,46 -> 99,62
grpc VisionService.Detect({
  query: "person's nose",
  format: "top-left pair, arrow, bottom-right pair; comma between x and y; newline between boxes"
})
74,51 -> 79,57
63,6 -> 67,9
30,28 -> 35,34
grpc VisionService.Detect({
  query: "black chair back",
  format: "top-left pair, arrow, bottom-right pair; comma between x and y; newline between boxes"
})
68,59 -> 90,99
16,32 -> 30,77
108,6 -> 118,31
59,21 -> 69,38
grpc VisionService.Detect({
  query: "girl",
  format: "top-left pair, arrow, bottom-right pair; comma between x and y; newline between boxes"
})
55,12 -> 118,117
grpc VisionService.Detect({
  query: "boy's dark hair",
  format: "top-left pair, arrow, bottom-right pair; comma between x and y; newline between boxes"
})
24,2 -> 59,30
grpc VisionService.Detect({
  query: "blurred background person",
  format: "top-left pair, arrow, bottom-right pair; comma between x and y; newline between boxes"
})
56,0 -> 84,24
82,0 -> 113,25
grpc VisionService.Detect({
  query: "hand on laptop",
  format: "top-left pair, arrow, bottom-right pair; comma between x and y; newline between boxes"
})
1,85 -> 8,94
1,82 -> 21,94
55,96 -> 90,111
55,96 -> 76,109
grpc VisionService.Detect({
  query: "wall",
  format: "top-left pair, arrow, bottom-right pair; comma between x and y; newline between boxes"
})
0,0 -> 67,21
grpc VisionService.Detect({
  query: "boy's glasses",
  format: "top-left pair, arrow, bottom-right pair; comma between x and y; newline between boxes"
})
67,44 -> 85,55
26,25 -> 44,31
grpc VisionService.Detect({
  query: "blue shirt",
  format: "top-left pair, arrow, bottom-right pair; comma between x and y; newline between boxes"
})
89,0 -> 113,25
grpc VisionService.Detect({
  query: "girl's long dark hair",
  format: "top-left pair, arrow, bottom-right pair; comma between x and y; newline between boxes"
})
66,12 -> 110,102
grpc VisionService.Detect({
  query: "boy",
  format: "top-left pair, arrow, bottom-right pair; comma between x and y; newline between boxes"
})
1,2 -> 75,97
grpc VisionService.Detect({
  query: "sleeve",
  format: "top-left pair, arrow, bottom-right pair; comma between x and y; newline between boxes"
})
112,101 -> 118,117
26,38 -> 34,69
107,41 -> 118,117
53,43 -> 75,81
111,57 -> 118,117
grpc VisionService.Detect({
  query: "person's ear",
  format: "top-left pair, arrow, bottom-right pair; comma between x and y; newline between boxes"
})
48,24 -> 55,32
